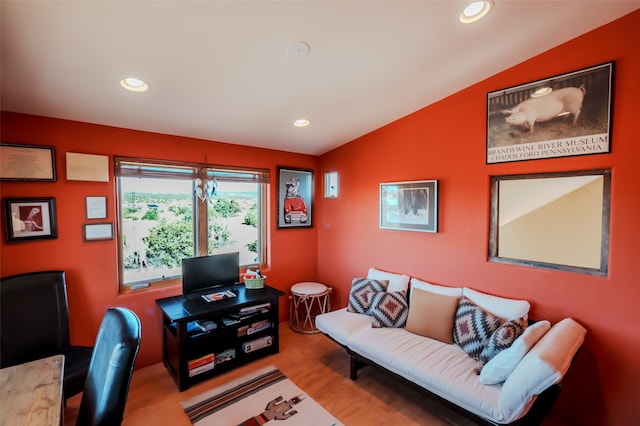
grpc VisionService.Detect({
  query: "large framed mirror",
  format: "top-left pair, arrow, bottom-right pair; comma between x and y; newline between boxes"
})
489,169 -> 611,276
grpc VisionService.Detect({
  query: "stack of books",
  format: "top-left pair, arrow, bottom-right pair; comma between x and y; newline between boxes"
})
187,353 -> 214,377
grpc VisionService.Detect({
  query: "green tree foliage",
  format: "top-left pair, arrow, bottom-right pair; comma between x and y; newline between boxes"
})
209,221 -> 231,251
168,205 -> 192,220
123,206 -> 140,221
243,204 -> 258,227
141,209 -> 159,221
125,192 -> 191,204
213,198 -> 241,218
143,220 -> 193,268
246,240 -> 258,254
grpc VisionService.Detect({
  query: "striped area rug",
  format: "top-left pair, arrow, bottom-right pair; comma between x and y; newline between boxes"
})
181,366 -> 343,426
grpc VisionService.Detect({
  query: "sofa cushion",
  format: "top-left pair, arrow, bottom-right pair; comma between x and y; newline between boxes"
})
405,288 -> 459,344
453,297 -> 502,360
315,308 -> 372,346
409,278 -> 463,299
476,317 -> 527,373
498,318 -> 586,421
348,326 -> 504,423
480,320 -> 550,385
367,268 -> 410,292
368,290 -> 408,328
462,288 -> 529,321
347,277 -> 388,314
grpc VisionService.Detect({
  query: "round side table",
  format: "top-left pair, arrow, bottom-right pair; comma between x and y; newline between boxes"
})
289,282 -> 331,334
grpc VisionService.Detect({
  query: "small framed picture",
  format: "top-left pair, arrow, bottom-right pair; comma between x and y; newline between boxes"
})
66,152 -> 109,182
0,144 -> 56,181
83,222 -> 114,242
85,196 -> 107,219
380,180 -> 438,233
277,166 -> 314,229
3,197 -> 58,242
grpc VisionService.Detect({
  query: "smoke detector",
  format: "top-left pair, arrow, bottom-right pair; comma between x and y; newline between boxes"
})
287,41 -> 310,57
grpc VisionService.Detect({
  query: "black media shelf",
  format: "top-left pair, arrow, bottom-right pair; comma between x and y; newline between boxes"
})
155,284 -> 284,391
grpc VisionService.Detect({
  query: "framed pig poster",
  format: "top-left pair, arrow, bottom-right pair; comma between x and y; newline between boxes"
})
486,62 -> 613,164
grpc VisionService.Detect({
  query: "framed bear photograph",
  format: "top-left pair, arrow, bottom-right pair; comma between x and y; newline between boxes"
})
380,180 -> 438,233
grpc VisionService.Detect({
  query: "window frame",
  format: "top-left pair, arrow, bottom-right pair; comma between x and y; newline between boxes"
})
114,156 -> 269,292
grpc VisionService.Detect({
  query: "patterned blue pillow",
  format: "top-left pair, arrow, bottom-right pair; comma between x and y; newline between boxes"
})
476,317 -> 527,373
347,278 -> 388,314
453,297 -> 503,360
368,290 -> 408,328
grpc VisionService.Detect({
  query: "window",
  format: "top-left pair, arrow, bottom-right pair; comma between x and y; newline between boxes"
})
324,171 -> 338,198
115,157 -> 269,291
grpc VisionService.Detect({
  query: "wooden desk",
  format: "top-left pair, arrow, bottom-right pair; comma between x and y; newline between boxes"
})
0,354 -> 64,426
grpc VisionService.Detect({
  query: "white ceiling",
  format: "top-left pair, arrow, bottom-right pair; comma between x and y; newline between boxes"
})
2,1 -> 638,156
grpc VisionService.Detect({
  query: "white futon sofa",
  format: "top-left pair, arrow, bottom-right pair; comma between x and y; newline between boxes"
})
315,268 -> 586,425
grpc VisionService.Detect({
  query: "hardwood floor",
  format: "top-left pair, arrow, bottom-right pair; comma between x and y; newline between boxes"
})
64,322 -> 479,425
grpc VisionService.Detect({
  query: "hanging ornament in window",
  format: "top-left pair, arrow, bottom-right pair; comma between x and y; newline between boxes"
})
195,172 -> 217,203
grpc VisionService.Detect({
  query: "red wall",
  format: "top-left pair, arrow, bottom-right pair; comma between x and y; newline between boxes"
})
0,115 -> 319,369
317,10 -> 640,426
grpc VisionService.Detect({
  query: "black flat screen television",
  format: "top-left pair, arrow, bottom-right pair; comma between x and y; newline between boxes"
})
182,252 -> 240,296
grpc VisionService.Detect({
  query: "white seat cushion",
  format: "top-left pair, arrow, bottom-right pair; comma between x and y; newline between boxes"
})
348,326 -> 506,423
315,308 -> 371,346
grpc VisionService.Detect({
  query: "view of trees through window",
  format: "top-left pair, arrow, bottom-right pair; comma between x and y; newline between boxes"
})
120,177 -> 261,287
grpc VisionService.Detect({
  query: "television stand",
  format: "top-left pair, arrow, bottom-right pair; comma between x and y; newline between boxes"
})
155,283 -> 284,391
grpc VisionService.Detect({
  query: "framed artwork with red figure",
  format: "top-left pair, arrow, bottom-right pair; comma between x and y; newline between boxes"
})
4,197 -> 57,242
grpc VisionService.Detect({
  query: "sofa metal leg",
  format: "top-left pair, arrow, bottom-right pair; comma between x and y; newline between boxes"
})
350,355 -> 358,380
350,355 -> 367,381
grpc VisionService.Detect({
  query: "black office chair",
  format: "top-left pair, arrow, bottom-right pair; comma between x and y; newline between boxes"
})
76,307 -> 141,426
0,270 -> 93,400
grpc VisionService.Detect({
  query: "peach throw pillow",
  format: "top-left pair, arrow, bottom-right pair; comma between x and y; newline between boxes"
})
405,289 -> 459,344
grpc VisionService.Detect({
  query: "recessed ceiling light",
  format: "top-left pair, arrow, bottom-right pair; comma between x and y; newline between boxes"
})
120,77 -> 148,92
293,118 -> 311,127
459,1 -> 492,24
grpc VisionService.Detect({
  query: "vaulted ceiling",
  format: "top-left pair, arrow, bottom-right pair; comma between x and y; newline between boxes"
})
2,1 -> 638,155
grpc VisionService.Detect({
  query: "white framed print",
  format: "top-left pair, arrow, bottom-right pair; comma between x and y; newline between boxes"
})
85,196 -> 107,219
83,222 -> 113,241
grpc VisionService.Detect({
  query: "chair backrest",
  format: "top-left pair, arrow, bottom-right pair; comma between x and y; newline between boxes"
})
0,270 -> 71,368
76,307 -> 141,426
